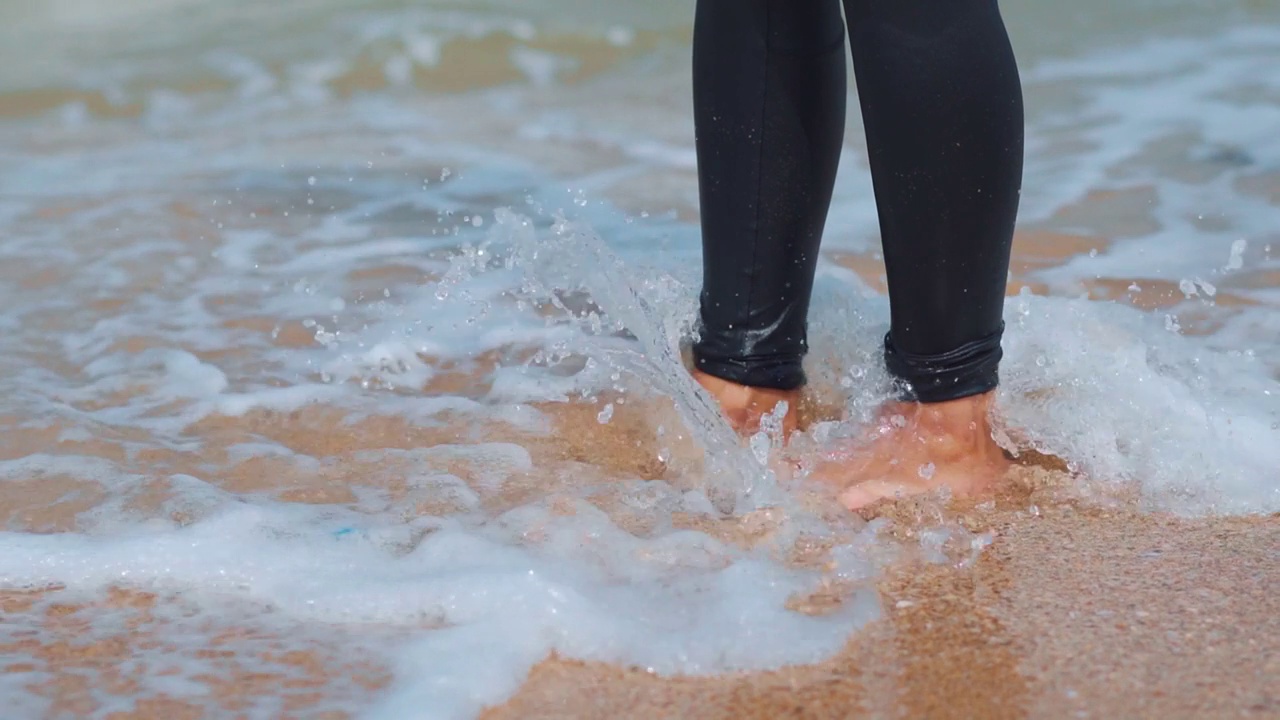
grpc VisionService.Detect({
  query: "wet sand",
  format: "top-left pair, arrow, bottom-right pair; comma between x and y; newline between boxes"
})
483,501 -> 1280,720
0,217 -> 1275,720
3,390 -> 1277,719
2,199 -> 1279,716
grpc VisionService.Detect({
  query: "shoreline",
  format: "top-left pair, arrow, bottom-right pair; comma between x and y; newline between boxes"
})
483,494 -> 1280,720
4,468 -> 1276,719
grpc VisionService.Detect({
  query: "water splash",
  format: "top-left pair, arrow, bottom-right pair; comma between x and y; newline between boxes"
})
497,208 -> 784,514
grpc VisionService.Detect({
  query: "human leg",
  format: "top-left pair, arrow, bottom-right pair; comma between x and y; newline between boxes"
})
690,0 -> 848,435
822,0 -> 1024,508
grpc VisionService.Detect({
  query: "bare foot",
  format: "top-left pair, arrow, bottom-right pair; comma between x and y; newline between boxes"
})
692,369 -> 799,439
808,392 -> 1012,510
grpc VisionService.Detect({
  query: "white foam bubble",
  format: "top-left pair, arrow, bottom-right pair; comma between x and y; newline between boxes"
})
996,292 -> 1280,514
0,493 -> 881,720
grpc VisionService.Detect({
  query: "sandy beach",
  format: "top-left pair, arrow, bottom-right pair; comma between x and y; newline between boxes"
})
2,396 -> 1277,718
485,501 -> 1280,720
1,1 -> 1279,717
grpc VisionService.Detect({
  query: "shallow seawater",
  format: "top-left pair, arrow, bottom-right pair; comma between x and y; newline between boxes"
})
0,0 -> 1278,717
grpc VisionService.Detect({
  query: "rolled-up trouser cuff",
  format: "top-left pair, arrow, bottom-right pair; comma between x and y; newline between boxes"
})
884,322 -> 1004,403
691,350 -> 806,391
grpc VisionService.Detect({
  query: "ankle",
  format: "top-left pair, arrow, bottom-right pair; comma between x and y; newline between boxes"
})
876,392 -> 1003,460
895,391 -> 995,426
692,369 -> 800,438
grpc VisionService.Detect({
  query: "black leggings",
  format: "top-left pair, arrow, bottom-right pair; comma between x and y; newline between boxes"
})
691,0 -> 1024,404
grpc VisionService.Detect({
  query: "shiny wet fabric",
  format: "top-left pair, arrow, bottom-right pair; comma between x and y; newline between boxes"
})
691,0 -> 1024,403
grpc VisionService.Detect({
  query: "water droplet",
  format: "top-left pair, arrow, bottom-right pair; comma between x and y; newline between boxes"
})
749,431 -> 771,465
596,403 -> 614,424
759,401 -> 788,440
918,463 -> 936,480
307,176 -> 316,186
1225,238 -> 1247,271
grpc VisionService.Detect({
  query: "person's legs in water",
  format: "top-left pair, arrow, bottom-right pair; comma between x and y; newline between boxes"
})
690,0 -> 1024,508
690,0 -> 847,438
822,0 -> 1024,508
